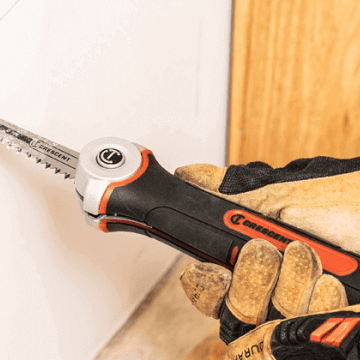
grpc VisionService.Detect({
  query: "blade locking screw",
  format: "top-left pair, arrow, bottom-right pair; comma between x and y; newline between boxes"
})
96,148 -> 125,169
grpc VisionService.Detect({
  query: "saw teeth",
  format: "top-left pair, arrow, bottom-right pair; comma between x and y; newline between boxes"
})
0,119 -> 78,180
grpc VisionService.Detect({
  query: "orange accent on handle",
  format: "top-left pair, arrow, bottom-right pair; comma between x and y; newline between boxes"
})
230,246 -> 239,265
224,210 -> 358,276
99,220 -> 110,233
99,219 -> 233,271
99,149 -> 152,214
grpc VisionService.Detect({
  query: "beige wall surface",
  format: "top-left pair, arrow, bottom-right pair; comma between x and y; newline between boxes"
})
0,1 -> 232,359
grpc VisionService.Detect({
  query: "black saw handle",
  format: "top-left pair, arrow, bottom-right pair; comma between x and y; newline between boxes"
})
98,150 -> 360,305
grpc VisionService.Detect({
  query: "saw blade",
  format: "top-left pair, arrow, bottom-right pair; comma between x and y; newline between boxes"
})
0,118 -> 79,179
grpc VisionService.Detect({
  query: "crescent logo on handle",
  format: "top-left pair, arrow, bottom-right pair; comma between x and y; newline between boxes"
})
224,209 -> 358,277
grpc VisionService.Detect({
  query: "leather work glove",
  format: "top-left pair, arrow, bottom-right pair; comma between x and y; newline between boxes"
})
175,156 -> 360,360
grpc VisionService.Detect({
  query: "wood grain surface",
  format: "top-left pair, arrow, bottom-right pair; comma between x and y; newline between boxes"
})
227,0 -> 360,167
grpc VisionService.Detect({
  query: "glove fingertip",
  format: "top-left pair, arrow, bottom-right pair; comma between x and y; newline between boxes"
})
308,274 -> 349,314
180,263 -> 232,319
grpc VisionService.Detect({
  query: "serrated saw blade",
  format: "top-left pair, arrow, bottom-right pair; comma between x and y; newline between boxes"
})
0,118 -> 79,179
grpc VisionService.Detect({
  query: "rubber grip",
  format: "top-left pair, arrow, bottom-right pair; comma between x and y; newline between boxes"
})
100,152 -> 360,305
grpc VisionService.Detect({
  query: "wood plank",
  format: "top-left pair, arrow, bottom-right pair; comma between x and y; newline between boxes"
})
228,0 -> 360,167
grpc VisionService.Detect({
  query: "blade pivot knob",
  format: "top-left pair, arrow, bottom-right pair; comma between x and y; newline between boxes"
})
96,148 -> 124,169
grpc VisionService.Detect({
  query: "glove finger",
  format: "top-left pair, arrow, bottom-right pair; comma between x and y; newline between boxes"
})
270,241 -> 322,319
180,263 -> 232,319
308,274 -> 349,314
219,239 -> 282,345
225,239 -> 282,326
174,164 -> 227,192
179,240 -> 282,345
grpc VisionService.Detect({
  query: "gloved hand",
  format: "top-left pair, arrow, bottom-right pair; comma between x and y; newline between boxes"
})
180,239 -> 358,359
175,156 -> 360,360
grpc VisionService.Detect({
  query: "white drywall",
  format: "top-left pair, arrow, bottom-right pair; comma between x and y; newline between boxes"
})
0,1 -> 232,358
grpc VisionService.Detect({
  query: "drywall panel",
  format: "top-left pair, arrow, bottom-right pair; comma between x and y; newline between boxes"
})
0,1 -> 232,359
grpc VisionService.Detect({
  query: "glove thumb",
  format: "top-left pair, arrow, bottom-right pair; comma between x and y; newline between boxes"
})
175,164 -> 226,193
